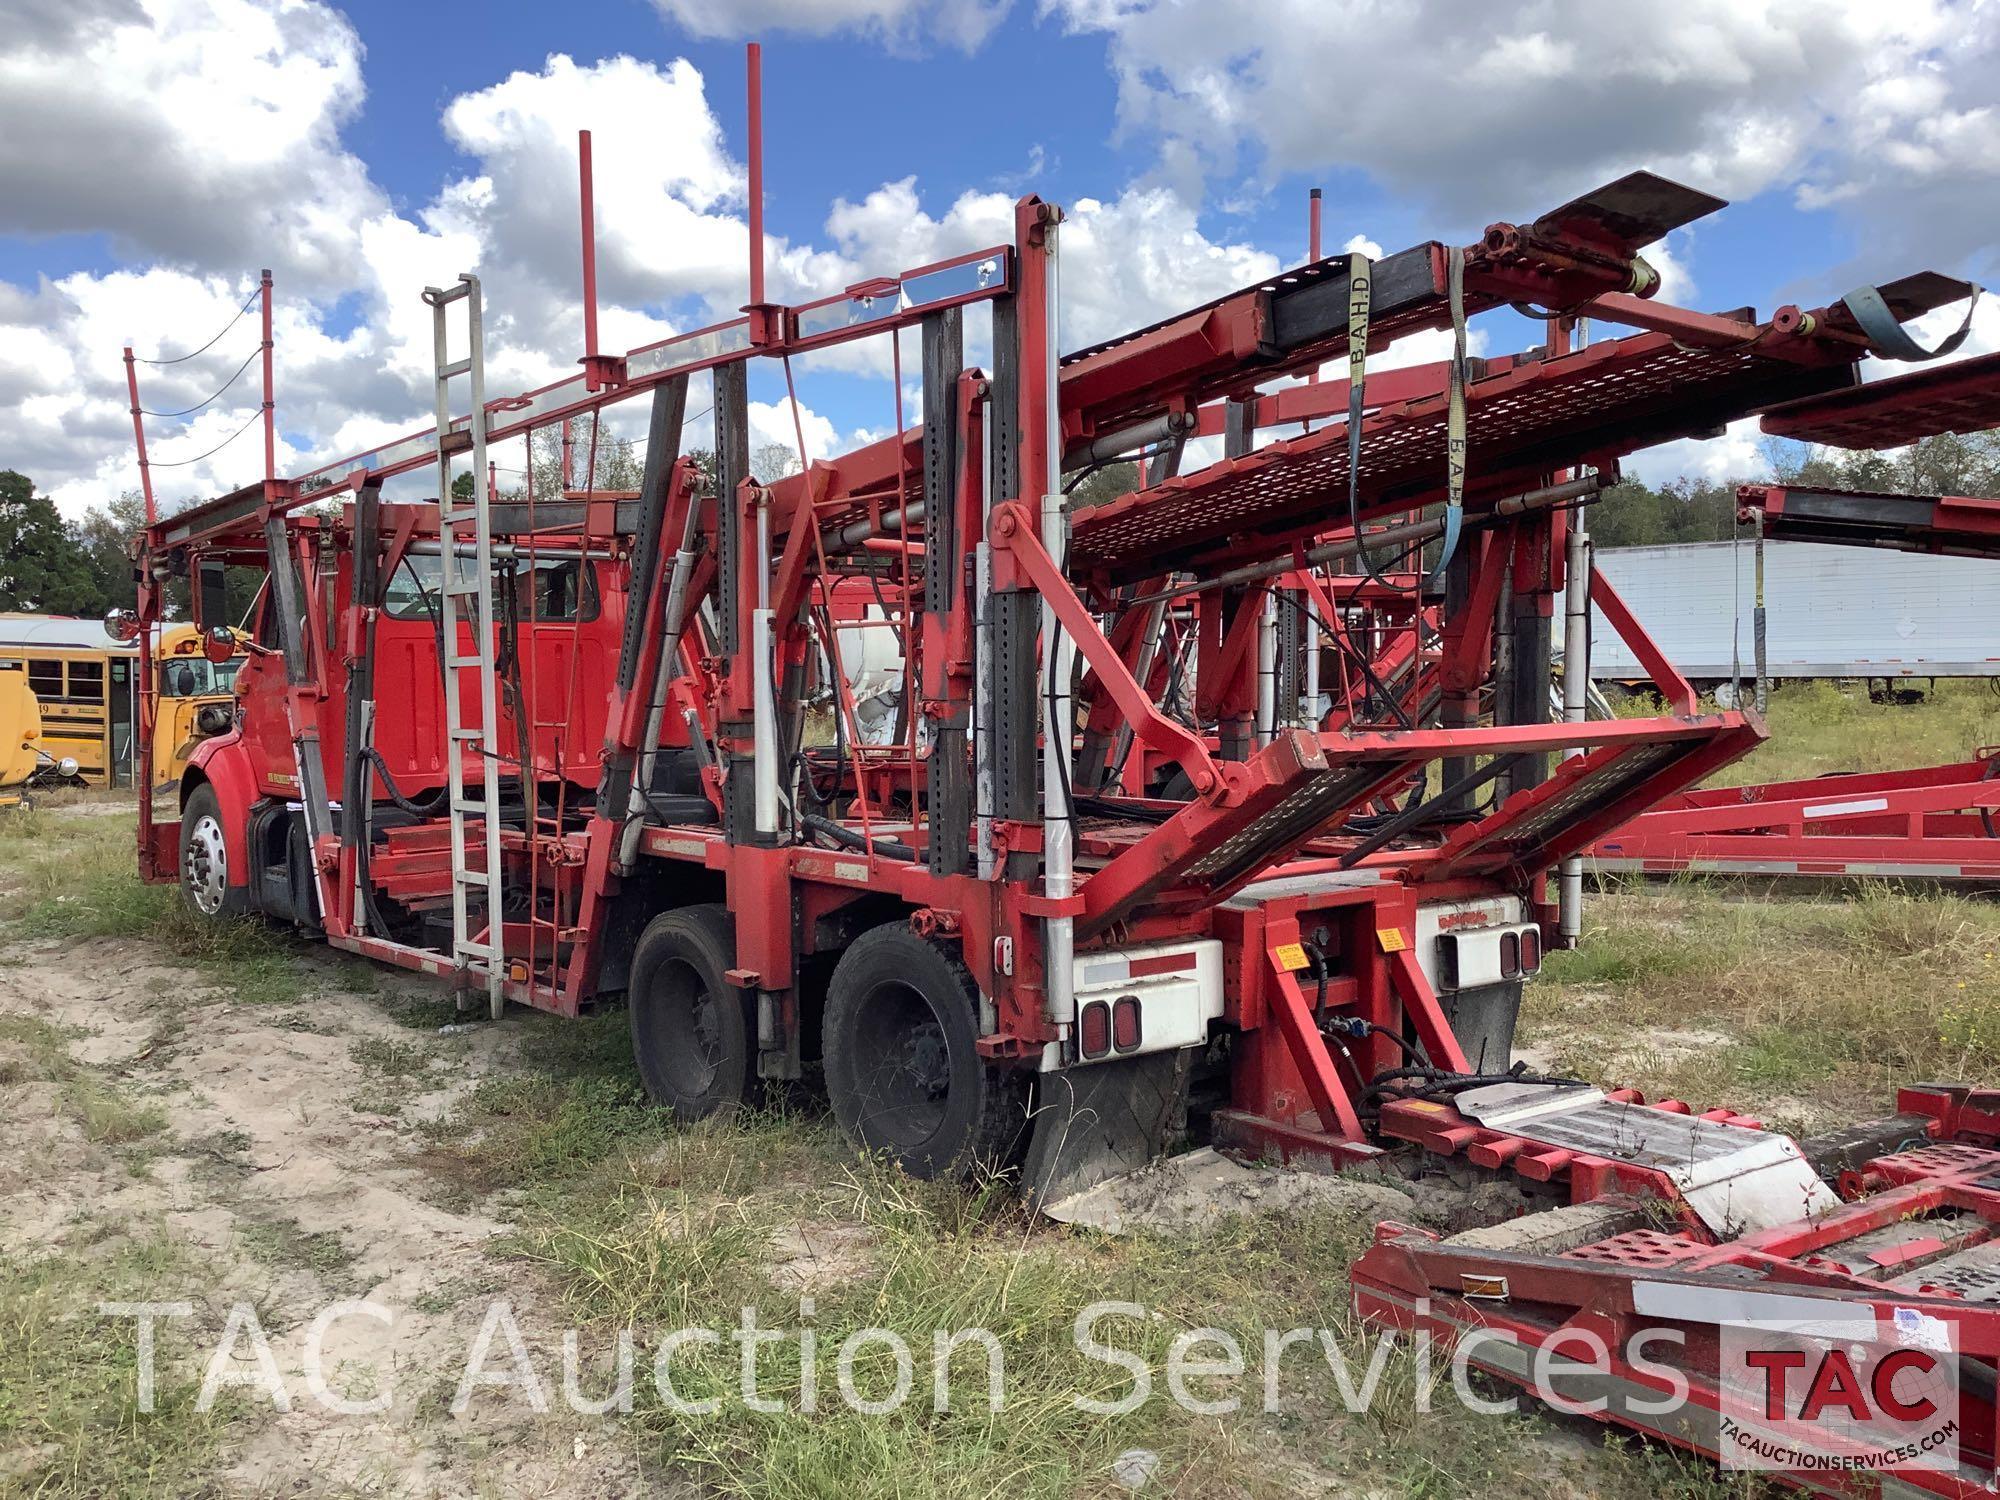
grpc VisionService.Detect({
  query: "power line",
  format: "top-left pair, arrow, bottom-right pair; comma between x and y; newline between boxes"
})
133,287 -> 260,367
148,406 -> 263,468
139,343 -> 261,418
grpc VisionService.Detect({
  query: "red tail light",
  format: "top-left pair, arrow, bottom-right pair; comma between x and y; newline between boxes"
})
1112,995 -> 1142,1052
1079,1000 -> 1112,1059
1518,926 -> 1541,974
1499,931 -> 1521,980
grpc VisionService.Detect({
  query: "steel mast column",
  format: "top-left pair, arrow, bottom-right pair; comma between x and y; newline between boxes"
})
1558,516 -> 1591,945
1034,215 -> 1076,1035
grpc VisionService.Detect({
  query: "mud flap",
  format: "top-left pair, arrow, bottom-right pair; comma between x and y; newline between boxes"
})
1438,979 -> 1521,1073
1022,1049 -> 1194,1213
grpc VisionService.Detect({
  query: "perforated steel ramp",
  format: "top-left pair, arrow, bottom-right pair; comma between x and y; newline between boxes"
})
1892,1241 -> 2000,1302
1076,715 -> 1761,934
1353,1134 -> 2000,1491
1069,328 -> 1854,580
1454,1081 -> 1839,1237
1410,714 -> 1766,884
1760,350 -> 2000,450
1075,731 -> 1419,935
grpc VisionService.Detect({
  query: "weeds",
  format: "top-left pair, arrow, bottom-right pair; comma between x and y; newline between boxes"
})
0,1238 -> 245,1498
349,1035 -> 437,1079
412,1003 -> 1749,1497
235,1215 -> 358,1279
1713,678 -> 2000,787
0,1014 -> 167,1146
1530,881 -> 2000,1129
4,813 -> 315,1005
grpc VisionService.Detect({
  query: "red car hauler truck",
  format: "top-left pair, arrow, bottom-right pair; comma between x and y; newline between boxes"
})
128,80 -> 2000,1487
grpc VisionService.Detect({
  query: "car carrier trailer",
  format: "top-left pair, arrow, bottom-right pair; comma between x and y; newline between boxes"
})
1590,477 -> 2000,883
1586,535 -> 2000,689
123,46 -> 2000,1491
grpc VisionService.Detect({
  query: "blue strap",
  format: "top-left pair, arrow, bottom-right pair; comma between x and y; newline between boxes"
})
1839,282 -> 1979,363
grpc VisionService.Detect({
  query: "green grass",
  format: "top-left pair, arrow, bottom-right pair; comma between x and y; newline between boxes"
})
407,1004 -> 1752,1498
0,1014 -> 167,1147
0,811 -> 314,1006
1527,881 -> 2000,1130
234,1215 -> 358,1279
348,1035 -> 437,1079
1709,678 -> 2000,787
0,1237 -> 246,1499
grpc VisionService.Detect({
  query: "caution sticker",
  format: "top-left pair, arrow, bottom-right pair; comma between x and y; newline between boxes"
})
1376,928 -> 1408,953
1273,942 -> 1310,972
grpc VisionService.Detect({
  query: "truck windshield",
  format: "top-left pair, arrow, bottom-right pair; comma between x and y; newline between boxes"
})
384,553 -> 598,623
158,658 -> 241,697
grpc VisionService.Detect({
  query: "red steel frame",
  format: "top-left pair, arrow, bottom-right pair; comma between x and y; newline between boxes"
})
1353,1088 -> 2000,1495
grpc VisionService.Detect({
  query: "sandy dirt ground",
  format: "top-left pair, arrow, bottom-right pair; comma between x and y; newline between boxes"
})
0,845 -> 667,1496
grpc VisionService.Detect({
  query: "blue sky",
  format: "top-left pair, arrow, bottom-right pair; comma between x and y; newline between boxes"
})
319,1 -> 1858,323
2,0 -> 1994,515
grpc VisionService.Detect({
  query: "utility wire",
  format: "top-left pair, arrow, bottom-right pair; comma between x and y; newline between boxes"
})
148,406 -> 263,468
133,287 -> 260,367
139,344 -> 262,418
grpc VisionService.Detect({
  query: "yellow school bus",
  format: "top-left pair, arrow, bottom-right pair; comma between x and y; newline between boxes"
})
148,622 -> 244,800
0,664 -> 51,808
0,614 -> 139,786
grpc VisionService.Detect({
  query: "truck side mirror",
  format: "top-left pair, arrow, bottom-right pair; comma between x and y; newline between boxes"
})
204,627 -> 238,665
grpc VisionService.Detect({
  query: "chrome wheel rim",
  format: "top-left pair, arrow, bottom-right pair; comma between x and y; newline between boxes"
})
184,813 -> 227,916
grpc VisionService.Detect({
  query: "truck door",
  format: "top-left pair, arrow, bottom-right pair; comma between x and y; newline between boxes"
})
231,578 -> 296,796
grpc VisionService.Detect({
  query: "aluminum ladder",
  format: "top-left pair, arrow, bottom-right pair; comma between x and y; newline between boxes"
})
424,274 -> 506,1019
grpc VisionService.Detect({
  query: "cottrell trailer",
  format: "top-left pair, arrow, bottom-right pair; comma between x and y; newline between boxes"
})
126,45 -> 2000,1489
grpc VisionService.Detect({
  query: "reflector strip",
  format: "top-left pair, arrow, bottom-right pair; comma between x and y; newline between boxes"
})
1803,796 -> 1891,819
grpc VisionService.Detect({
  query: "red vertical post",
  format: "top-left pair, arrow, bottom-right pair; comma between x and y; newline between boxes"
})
578,130 -> 600,384
259,268 -> 276,485
1013,196 -> 1053,505
746,42 -> 765,308
1544,315 -> 1572,593
123,347 -> 156,525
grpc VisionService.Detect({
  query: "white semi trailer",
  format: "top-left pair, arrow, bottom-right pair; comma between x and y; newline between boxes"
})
1589,538 -> 2000,687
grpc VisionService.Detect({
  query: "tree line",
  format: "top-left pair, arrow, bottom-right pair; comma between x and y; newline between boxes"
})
1585,430 -> 2000,549
3,430 -> 1998,617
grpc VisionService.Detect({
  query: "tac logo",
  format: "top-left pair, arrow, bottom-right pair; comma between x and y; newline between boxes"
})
1717,1315 -> 1961,1476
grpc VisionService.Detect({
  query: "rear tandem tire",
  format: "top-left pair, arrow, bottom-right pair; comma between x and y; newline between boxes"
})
628,904 -> 759,1120
179,783 -> 250,921
822,923 -> 1030,1181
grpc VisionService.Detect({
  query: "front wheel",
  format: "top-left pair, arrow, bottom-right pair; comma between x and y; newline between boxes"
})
823,924 -> 1030,1180
179,783 -> 249,920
